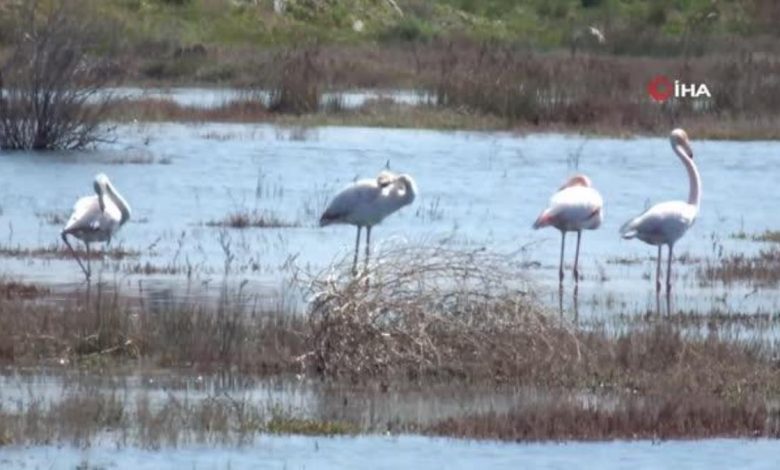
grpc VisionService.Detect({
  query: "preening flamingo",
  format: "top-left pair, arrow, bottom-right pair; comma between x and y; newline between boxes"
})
320,170 -> 417,274
533,174 -> 603,283
620,128 -> 700,292
61,173 -> 131,280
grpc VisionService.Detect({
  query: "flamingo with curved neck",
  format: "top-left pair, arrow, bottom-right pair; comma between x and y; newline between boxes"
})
533,173 -> 604,284
61,173 -> 132,281
620,128 -> 701,293
320,170 -> 417,274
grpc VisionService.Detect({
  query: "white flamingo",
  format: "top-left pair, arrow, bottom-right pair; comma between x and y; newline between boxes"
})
533,174 -> 603,283
620,128 -> 700,292
320,170 -> 417,273
61,173 -> 131,280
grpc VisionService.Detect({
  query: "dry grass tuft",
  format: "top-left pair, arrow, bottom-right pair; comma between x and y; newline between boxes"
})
0,284 -> 306,374
428,394 -> 776,441
733,230 -> 780,243
698,248 -> 780,286
0,244 -> 138,260
117,98 -> 269,122
205,210 -> 299,229
301,245 -> 579,381
0,279 -> 48,300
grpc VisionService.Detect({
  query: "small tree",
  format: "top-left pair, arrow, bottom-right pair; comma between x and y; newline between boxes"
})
0,2 -> 116,150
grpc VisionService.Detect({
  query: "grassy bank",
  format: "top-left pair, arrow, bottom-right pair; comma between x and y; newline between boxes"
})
101,39 -> 780,138
4,2 -> 780,139
112,96 -> 780,139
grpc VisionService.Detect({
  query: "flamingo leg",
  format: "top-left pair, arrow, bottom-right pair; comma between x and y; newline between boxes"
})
364,226 -> 372,271
558,231 -> 566,284
85,242 -> 92,280
352,226 -> 362,275
666,244 -> 674,292
61,232 -> 90,281
573,230 -> 582,283
655,245 -> 662,293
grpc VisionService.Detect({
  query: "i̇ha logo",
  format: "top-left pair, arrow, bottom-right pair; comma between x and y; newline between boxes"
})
647,75 -> 711,102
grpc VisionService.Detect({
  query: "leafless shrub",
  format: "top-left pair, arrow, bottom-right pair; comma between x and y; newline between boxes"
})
0,1 -> 117,150
267,46 -> 322,114
300,245 -> 580,381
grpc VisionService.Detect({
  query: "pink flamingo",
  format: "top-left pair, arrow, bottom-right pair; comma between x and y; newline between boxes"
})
533,174 -> 603,283
620,129 -> 700,292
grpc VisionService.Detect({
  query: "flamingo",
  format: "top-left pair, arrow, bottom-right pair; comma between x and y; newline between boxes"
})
533,174 -> 603,283
61,173 -> 131,280
620,128 -> 700,293
320,170 -> 417,274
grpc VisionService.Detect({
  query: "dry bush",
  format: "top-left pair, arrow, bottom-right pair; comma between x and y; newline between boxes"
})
267,46 -> 322,114
422,38 -> 780,132
301,245 -> 580,381
0,1 -> 118,150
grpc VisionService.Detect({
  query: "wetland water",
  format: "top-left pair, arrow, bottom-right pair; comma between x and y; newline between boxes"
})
3,436 -> 780,469
103,87 -> 432,109
0,123 -> 776,316
1,120 -> 779,465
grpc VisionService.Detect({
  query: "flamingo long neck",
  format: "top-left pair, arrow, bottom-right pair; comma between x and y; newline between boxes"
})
105,182 -> 131,225
675,144 -> 701,208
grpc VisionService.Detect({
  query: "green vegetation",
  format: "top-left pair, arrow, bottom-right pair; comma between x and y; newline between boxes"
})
78,0 -> 779,50
4,1 -> 780,139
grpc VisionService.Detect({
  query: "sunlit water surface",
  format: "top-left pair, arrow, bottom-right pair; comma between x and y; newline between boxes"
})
0,123 -> 777,317
2,437 -> 779,470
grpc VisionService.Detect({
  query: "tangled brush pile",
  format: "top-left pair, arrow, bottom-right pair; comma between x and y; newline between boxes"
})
301,245 -> 582,381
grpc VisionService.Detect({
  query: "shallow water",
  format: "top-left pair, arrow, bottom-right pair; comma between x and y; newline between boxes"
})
0,123 -> 777,316
0,368 -> 542,432
104,87 -> 432,109
2,437 -> 779,469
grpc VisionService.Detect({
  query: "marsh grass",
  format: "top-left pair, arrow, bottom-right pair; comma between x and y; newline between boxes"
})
733,230 -> 780,243
0,244 -> 138,260
1,245 -> 780,443
0,389 -> 354,448
699,248 -> 780,286
116,98 -> 269,122
205,210 -> 300,229
0,279 -> 49,300
427,394 -> 776,441
266,415 -> 357,436
0,283 -> 306,374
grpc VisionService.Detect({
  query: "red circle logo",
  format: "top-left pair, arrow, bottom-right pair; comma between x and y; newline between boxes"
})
647,75 -> 673,102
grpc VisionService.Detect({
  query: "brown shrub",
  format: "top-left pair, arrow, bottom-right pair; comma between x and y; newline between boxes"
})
302,245 -> 581,381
